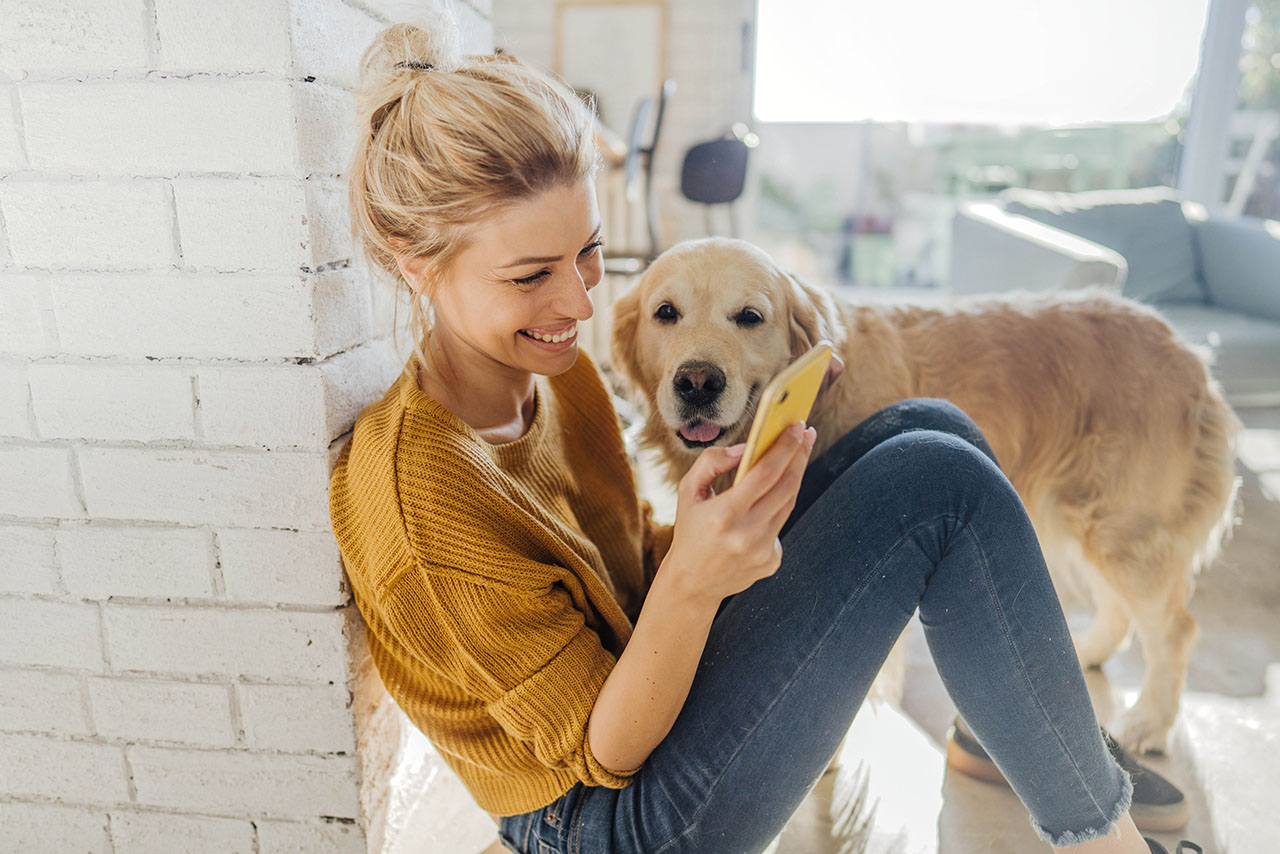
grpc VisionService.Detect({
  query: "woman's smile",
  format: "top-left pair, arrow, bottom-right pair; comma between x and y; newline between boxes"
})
518,321 -> 578,348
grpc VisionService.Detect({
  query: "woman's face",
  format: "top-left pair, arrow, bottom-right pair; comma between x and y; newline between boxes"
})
420,177 -> 604,378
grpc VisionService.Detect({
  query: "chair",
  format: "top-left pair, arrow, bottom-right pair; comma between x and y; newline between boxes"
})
949,185 -> 1280,406
602,80 -> 677,276
680,123 -> 758,238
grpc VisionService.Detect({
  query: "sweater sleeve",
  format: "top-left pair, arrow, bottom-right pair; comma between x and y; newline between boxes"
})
378,562 -> 643,787
639,497 -> 676,590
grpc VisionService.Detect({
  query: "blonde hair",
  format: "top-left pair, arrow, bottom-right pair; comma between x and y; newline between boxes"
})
348,9 -> 601,386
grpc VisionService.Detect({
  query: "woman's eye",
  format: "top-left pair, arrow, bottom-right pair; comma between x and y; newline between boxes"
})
655,303 -> 677,322
512,241 -> 603,286
512,270 -> 550,286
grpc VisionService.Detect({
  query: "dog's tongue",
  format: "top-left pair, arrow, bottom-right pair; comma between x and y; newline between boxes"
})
679,421 -> 722,442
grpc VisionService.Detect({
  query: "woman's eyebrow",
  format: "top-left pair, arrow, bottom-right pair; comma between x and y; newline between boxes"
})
497,224 -> 602,269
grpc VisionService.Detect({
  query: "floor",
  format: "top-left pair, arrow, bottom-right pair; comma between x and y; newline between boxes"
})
406,403 -> 1280,854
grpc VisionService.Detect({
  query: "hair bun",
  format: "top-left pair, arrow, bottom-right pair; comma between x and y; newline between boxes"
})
359,12 -> 463,90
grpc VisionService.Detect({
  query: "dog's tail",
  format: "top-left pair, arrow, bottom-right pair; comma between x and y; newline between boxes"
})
1184,382 -> 1244,591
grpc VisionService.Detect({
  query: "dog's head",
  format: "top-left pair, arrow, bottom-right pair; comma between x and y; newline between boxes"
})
610,237 -> 845,460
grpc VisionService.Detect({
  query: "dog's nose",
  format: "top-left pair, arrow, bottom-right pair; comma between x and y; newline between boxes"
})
673,361 -> 726,407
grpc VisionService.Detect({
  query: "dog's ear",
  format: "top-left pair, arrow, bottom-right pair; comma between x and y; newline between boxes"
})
609,279 -> 647,399
785,270 -> 845,360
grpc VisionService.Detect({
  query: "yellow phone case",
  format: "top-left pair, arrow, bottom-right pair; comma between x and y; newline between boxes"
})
733,340 -> 834,487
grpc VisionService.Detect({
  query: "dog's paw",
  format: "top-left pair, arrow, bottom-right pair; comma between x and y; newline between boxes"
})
1110,705 -> 1173,755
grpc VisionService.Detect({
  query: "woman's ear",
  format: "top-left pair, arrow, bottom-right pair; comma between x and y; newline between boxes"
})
394,249 -> 434,296
785,270 -> 845,360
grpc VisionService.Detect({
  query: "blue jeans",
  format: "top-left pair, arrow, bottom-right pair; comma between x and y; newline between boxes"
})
498,398 -> 1132,853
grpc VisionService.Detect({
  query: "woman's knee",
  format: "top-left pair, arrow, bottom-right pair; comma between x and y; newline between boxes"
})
864,398 -> 999,468
852,426 -> 1010,518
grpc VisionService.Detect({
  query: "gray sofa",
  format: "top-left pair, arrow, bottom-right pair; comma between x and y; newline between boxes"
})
949,185 -> 1280,407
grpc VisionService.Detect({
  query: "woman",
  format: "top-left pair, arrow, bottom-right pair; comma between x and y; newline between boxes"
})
328,13 -> 1194,854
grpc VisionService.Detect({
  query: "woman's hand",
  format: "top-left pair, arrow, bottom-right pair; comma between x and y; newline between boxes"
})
659,421 -> 817,606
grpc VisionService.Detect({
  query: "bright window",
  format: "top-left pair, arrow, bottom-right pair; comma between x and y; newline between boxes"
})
754,0 -> 1211,124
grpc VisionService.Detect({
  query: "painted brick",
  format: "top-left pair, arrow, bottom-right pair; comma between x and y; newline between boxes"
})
0,180 -> 174,271
129,746 -> 359,818
288,0 -> 382,88
303,177 -> 353,269
52,273 -> 317,360
0,274 -> 56,356
0,445 -> 82,519
0,801 -> 110,853
78,447 -> 332,530
103,605 -> 347,682
0,360 -> 30,437
173,178 -> 308,272
155,0 -> 291,73
257,819 -> 366,854
217,528 -> 347,607
457,0 -> 496,54
0,732 -> 128,803
108,810 -> 254,854
293,83 -> 355,177
28,363 -> 195,442
57,525 -> 213,600
88,677 -> 234,747
319,339 -> 403,442
0,524 -> 57,595
197,365 -> 326,448
0,0 -> 150,74
0,597 -> 101,669
21,81 -> 296,175
0,85 -> 24,173
312,267 -> 373,359
240,683 -> 355,753
0,668 -> 88,734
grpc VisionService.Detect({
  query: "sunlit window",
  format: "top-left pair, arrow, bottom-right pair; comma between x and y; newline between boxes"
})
754,0 -> 1211,124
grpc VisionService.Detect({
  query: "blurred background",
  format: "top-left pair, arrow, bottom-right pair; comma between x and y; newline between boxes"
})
496,0 -> 1278,296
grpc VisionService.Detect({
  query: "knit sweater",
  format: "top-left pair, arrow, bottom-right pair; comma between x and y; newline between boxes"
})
328,346 -> 676,817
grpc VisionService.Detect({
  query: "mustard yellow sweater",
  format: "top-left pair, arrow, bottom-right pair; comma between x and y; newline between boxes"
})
328,347 -> 675,816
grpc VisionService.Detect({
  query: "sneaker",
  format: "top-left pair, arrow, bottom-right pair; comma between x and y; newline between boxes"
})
1145,839 -> 1203,853
945,715 -> 1191,832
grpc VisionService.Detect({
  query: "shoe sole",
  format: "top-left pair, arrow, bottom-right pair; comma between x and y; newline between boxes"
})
944,732 -> 1191,832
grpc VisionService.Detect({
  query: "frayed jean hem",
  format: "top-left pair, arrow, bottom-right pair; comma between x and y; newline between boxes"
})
1029,763 -> 1134,848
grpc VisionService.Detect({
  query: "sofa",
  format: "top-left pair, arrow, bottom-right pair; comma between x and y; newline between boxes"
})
949,185 -> 1280,407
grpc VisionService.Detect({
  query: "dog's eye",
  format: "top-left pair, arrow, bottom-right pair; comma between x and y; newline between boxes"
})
735,308 -> 764,327
655,303 -> 678,323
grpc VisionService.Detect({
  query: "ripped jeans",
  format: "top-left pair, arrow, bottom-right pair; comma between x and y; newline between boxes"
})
498,398 -> 1132,853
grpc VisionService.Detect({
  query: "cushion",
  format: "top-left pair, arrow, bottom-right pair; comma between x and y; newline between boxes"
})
999,186 -> 1208,305
1156,301 -> 1280,403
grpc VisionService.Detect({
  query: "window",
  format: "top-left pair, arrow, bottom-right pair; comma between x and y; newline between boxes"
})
754,0 -> 1211,125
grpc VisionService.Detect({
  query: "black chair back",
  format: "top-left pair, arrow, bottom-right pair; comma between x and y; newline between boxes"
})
680,137 -> 750,205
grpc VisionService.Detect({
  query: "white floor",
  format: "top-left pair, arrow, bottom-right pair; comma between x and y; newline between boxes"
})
407,405 -> 1280,854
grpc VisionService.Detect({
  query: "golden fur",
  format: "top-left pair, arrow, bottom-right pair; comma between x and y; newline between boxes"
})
609,237 -> 1243,754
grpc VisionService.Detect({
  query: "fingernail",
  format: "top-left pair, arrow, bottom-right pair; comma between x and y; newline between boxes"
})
804,427 -> 817,448
788,421 -> 805,440
726,443 -> 746,456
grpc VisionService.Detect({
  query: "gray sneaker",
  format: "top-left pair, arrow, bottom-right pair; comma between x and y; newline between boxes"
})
945,714 -> 1190,832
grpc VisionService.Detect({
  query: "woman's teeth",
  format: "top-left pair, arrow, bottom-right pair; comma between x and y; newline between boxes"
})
520,324 -> 577,343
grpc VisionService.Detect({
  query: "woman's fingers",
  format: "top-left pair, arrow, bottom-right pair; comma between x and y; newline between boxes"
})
730,421 -> 810,510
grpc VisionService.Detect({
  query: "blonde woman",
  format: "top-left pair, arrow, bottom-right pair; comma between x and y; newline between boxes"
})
328,12 -> 1193,854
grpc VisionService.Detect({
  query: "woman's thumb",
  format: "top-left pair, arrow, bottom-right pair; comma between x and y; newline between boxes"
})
689,442 -> 747,488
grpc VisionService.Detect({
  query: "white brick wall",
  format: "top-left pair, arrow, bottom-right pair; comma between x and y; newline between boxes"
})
0,1 -> 494,851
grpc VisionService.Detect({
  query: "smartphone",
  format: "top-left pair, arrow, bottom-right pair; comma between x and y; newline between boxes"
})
732,340 -> 834,487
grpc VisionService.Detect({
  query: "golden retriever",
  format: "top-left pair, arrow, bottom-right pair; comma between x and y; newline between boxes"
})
609,237 -> 1243,754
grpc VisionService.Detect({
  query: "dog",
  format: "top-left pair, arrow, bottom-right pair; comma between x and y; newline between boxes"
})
608,237 -> 1243,754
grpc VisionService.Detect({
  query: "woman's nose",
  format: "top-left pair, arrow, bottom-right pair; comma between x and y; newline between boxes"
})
559,269 -> 596,320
